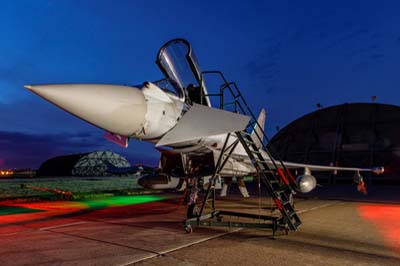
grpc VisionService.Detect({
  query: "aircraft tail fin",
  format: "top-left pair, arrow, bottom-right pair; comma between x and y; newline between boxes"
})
251,108 -> 266,148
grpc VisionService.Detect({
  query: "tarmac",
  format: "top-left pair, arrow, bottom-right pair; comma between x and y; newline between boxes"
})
0,185 -> 400,266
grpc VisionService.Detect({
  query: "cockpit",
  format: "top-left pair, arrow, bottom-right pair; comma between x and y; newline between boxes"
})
155,39 -> 211,106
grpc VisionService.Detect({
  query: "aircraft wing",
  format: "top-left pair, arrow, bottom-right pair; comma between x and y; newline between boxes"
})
277,161 -> 384,174
156,104 -> 250,147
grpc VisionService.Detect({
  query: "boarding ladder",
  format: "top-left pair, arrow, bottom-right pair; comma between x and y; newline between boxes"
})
184,71 -> 301,233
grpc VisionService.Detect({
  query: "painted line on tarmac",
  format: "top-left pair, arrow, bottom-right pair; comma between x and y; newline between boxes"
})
296,201 -> 342,214
159,228 -> 242,254
40,221 -> 89,231
119,228 -> 243,266
1,221 -> 89,237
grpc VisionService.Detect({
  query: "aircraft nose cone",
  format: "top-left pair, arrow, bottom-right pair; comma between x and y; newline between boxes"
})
25,84 -> 147,136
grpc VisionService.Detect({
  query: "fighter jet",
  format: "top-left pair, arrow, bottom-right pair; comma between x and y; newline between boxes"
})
25,39 -> 384,195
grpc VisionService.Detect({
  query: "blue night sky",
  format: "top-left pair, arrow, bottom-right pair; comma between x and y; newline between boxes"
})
1,0 -> 400,169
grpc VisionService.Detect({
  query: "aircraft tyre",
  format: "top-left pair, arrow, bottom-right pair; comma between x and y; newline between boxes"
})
185,225 -> 193,234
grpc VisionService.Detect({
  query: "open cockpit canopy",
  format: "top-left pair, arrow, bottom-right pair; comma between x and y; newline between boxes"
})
156,39 -> 210,106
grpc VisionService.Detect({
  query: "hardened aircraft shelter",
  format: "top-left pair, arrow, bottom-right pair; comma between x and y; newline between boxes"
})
37,151 -> 131,176
269,103 -> 400,183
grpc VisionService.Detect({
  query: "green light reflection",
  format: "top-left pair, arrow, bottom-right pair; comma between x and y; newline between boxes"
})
80,195 -> 166,210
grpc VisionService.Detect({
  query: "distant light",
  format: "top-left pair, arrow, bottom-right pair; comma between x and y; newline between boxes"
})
0,170 -> 13,176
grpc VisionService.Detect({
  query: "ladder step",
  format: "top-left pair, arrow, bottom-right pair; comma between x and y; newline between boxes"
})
294,221 -> 302,228
241,131 -> 252,137
243,138 -> 256,145
274,189 -> 287,195
243,138 -> 254,144
273,190 -> 285,196
266,177 -> 283,184
255,158 -> 268,164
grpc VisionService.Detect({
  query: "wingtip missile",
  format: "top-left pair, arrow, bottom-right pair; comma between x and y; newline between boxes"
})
372,166 -> 384,175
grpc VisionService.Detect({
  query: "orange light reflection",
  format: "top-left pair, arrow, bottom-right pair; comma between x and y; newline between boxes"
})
358,204 -> 400,252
